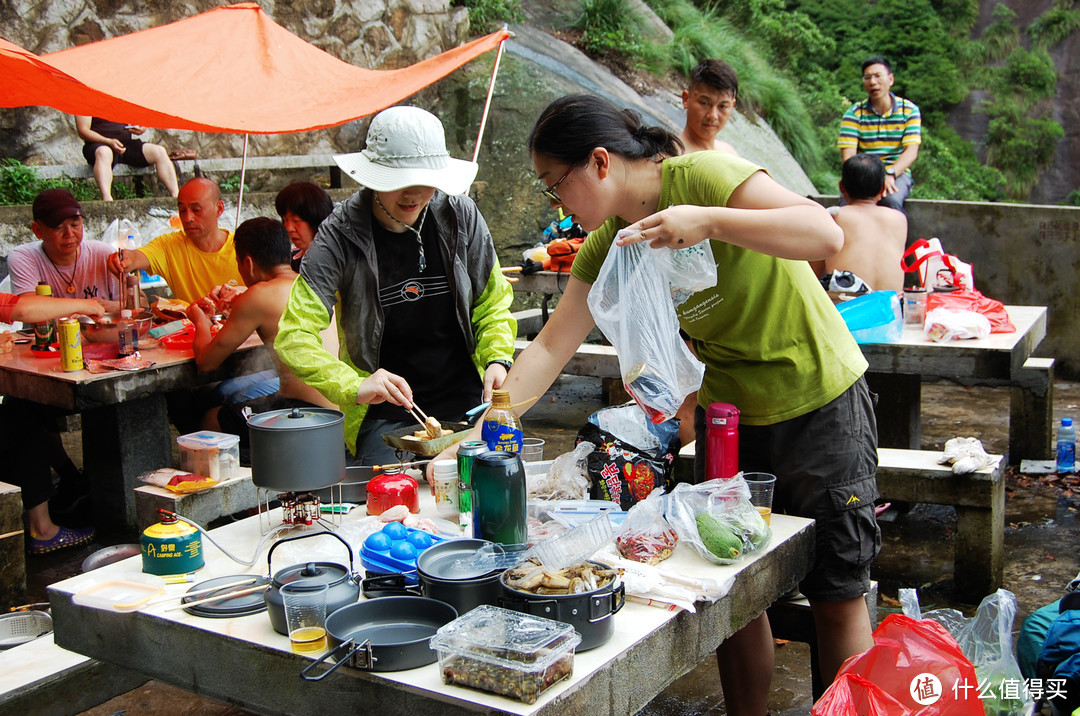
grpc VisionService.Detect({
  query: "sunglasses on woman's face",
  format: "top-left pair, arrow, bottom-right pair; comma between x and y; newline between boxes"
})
541,165 -> 575,203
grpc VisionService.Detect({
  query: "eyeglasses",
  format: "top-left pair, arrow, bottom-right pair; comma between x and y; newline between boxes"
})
541,165 -> 575,203
862,72 -> 889,82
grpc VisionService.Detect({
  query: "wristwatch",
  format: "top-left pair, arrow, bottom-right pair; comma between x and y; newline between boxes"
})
487,360 -> 513,371
886,167 -> 896,176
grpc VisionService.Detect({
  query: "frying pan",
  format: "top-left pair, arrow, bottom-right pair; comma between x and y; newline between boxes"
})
381,421 -> 472,456
300,596 -> 456,678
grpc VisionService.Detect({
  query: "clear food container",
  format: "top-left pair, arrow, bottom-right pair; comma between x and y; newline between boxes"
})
177,431 -> 240,481
430,605 -> 581,704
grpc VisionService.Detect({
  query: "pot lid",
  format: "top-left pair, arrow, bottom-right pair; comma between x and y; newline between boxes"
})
182,575 -> 271,618
274,562 -> 348,589
418,539 -> 505,581
248,407 -> 344,430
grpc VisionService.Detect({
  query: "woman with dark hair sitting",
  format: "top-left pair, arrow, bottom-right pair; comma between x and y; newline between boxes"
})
275,182 -> 334,271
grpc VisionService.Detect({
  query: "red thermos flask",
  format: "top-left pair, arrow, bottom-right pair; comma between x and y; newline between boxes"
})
705,402 -> 740,480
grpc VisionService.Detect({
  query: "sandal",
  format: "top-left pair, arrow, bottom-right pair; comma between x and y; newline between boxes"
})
28,526 -> 96,555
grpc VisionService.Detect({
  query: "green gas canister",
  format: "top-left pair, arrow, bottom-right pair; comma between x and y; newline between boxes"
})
141,509 -> 204,575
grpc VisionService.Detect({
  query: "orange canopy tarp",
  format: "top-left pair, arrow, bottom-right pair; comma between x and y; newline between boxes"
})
0,3 -> 509,134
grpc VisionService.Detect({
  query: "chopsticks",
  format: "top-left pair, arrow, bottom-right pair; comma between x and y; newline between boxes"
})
502,266 -> 522,283
163,583 -> 270,612
144,576 -> 258,608
409,403 -> 442,439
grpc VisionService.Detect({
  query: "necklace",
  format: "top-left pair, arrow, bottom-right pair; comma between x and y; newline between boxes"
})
45,247 -> 79,294
374,193 -> 428,272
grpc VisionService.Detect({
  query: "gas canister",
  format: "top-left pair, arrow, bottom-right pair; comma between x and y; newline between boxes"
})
141,509 -> 204,575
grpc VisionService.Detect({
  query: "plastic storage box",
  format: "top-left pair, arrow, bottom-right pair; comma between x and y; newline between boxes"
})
430,605 -> 581,704
177,431 -> 240,481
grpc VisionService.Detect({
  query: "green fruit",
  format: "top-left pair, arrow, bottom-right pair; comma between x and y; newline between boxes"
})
696,512 -> 742,559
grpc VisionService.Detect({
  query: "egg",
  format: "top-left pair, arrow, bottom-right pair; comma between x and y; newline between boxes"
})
381,522 -> 408,540
389,541 -> 417,561
364,532 -> 392,552
407,531 -> 433,550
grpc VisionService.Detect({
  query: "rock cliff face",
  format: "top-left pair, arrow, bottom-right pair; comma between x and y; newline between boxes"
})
947,0 -> 1079,204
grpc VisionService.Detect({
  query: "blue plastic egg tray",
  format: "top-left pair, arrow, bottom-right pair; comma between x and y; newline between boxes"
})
360,522 -> 445,584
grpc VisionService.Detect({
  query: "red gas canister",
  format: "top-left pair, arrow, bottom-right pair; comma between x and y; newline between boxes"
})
705,402 -> 740,481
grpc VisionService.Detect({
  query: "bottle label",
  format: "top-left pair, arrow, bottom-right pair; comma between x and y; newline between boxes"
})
481,419 -> 523,453
1057,440 -> 1076,471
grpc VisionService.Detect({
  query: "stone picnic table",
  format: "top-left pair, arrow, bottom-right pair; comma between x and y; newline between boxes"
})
48,492 -> 815,716
0,335 -> 272,531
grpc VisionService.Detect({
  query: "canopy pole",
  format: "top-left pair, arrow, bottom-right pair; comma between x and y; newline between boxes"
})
472,28 -> 510,163
235,133 -> 249,228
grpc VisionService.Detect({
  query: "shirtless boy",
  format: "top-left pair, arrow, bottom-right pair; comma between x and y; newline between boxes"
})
680,59 -> 740,155
186,217 -> 332,445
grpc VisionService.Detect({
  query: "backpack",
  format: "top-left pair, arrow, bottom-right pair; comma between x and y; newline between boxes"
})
1037,592 -> 1080,716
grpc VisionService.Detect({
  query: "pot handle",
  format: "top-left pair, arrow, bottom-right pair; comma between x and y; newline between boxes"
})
590,582 -> 626,622
361,573 -> 419,598
267,530 -> 355,574
301,638 -> 366,681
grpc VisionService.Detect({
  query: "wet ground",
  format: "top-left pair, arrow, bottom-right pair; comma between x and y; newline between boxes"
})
21,376 -> 1080,715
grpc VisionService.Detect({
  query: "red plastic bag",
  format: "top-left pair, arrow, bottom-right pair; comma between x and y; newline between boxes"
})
813,614 -> 984,716
925,289 -> 1015,334
812,673 -> 910,716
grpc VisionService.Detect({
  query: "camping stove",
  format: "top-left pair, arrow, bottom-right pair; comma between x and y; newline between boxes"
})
256,488 -> 340,534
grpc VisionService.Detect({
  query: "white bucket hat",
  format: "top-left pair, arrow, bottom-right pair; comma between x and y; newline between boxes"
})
333,106 -> 478,195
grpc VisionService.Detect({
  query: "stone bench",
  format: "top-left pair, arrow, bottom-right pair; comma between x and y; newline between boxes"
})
766,581 -> 879,700
0,481 -> 26,610
32,153 -> 344,189
675,444 -> 1005,604
133,469 -> 258,531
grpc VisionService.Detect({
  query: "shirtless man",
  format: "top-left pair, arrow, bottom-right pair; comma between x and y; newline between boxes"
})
812,154 -> 908,293
680,59 -> 739,155
185,217 -> 332,448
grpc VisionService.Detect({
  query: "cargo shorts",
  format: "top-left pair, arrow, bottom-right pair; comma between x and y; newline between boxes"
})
694,376 -> 880,602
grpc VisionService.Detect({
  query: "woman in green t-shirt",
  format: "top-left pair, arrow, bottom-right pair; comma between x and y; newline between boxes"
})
438,94 -> 879,714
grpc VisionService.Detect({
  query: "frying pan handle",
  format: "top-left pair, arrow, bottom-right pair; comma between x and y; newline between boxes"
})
360,573 -> 419,598
267,530 -> 355,574
300,639 -> 359,681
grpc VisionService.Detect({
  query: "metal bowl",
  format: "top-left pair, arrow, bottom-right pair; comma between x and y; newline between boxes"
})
81,543 -> 142,572
77,311 -> 154,344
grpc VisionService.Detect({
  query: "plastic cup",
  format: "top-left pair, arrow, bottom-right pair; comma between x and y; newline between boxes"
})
519,438 -> 545,463
743,472 -> 776,525
281,582 -> 328,655
430,459 -> 459,520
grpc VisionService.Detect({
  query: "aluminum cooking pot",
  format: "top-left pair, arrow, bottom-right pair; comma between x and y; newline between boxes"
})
264,532 -> 359,636
361,538 -> 505,616
248,407 -> 346,491
301,596 -> 457,678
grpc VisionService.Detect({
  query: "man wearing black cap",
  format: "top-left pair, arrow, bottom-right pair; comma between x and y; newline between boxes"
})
8,189 -> 121,309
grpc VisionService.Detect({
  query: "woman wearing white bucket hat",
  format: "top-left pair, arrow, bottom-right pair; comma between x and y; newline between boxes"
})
276,106 -> 517,464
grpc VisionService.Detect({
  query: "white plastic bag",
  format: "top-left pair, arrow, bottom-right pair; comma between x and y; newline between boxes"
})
100,218 -> 145,250
924,308 -> 991,342
900,587 -> 1033,715
665,476 -> 771,565
587,239 -> 706,424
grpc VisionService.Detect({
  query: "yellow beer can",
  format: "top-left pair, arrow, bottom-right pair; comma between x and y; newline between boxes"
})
58,317 -> 83,372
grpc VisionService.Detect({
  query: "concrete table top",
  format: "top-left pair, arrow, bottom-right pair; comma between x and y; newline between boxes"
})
47,491 -> 815,716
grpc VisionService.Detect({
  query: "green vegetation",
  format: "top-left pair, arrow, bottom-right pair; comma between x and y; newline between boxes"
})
534,0 -> 1074,202
218,174 -> 250,194
0,159 -> 101,206
454,0 -> 524,34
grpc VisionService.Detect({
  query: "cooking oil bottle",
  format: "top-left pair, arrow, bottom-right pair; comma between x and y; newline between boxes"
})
481,390 -> 523,453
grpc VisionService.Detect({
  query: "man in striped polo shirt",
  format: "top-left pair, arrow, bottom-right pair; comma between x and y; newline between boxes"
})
838,55 -> 921,212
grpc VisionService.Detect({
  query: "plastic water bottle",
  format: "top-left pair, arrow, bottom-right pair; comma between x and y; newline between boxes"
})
1057,417 -> 1076,473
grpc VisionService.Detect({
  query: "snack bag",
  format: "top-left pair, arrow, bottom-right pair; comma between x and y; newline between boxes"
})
616,488 -> 678,564
665,476 -> 771,565
577,406 -> 680,510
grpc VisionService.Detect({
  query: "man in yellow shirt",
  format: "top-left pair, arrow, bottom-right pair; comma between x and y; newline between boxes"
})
107,177 -> 242,303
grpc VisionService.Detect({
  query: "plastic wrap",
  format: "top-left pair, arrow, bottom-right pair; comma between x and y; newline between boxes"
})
665,476 -> 771,565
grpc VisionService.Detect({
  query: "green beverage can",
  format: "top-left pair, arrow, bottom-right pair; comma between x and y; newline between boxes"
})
456,440 -> 487,521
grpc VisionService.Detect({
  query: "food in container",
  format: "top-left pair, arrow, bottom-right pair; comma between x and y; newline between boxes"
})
177,430 -> 239,481
430,605 -> 581,704
366,472 -> 419,516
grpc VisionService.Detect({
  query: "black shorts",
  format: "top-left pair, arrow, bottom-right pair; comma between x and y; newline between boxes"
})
82,138 -> 149,169
693,376 -> 880,602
